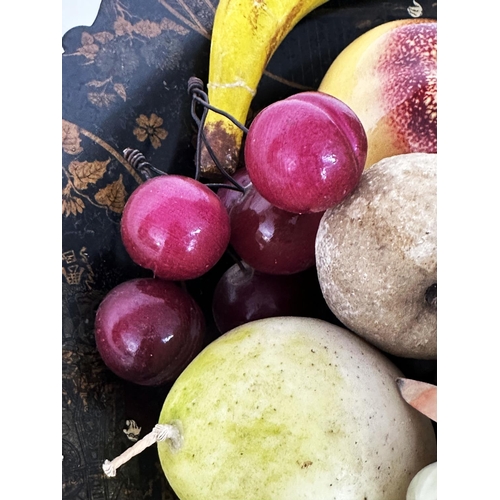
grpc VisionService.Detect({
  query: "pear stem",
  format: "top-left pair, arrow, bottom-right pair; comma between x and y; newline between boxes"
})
102,423 -> 181,478
425,283 -> 437,309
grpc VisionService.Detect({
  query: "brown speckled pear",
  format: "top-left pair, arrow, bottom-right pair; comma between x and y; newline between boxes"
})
315,152 -> 437,359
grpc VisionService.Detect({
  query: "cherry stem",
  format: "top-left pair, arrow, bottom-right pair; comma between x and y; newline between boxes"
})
102,423 -> 182,478
188,77 -> 249,135
192,95 -> 249,134
225,245 -> 248,274
205,183 -> 244,192
188,77 -> 247,194
122,78 -> 250,193
123,148 -> 167,179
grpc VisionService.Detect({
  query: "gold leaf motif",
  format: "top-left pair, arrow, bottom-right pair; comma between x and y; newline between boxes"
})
62,120 -> 83,155
87,79 -> 109,88
77,32 -> 99,60
133,20 -> 162,38
62,184 -> 85,216
114,17 -> 134,36
62,197 -> 85,216
76,43 -> 99,60
114,83 -> 127,101
93,31 -> 115,44
95,175 -> 127,213
88,92 -> 116,108
133,113 -> 168,149
81,32 -> 94,45
69,159 -> 110,190
160,17 -> 189,35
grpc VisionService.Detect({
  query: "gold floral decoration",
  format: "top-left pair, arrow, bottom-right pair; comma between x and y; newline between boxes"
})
113,17 -> 134,36
76,32 -> 99,62
62,120 -> 83,155
63,10 -> 190,110
93,31 -> 114,44
133,19 -> 162,38
133,113 -> 168,149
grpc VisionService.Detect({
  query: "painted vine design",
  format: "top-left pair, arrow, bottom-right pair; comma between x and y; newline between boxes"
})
62,120 -> 145,218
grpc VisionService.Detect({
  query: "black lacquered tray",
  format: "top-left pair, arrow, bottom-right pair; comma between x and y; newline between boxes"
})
62,1 -> 437,498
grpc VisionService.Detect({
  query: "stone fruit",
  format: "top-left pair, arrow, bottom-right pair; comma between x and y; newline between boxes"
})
120,175 -> 231,281
406,462 -> 437,500
199,0 -> 328,177
94,278 -> 205,386
229,182 -> 324,274
315,152 -> 437,359
212,264 -> 322,333
156,316 -> 437,499
319,19 -> 437,169
244,91 -> 367,214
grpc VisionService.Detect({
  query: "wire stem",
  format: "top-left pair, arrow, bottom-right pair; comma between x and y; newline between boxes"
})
188,77 -> 248,192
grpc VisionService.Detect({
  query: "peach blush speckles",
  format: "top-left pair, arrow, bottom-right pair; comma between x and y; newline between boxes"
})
377,23 -> 437,153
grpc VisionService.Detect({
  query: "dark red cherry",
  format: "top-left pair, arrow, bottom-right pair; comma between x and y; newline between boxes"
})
94,278 -> 205,386
212,263 -> 319,333
229,183 -> 324,275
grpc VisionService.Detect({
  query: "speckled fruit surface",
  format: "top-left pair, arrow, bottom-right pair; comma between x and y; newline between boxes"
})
315,153 -> 437,359
157,316 -> 436,500
319,19 -> 437,169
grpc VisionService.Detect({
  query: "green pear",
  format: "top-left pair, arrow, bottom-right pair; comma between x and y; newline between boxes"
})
157,316 -> 436,499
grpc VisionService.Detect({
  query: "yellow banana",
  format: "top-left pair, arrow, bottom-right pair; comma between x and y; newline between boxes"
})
200,0 -> 329,178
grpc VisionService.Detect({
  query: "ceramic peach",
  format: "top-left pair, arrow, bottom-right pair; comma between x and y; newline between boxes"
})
319,19 -> 437,169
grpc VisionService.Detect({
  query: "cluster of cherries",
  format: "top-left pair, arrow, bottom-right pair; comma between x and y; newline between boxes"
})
94,78 -> 368,387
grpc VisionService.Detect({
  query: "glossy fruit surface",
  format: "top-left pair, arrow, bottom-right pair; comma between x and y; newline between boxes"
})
121,175 -> 231,281
199,0 -> 329,177
244,91 -> 367,214
229,182 -> 323,274
95,278 -> 205,386
212,264 -> 317,333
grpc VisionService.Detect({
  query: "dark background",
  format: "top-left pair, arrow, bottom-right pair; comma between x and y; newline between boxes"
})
62,1 -> 437,498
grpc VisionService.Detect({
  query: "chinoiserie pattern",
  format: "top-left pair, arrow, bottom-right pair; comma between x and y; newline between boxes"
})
62,0 -> 437,498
